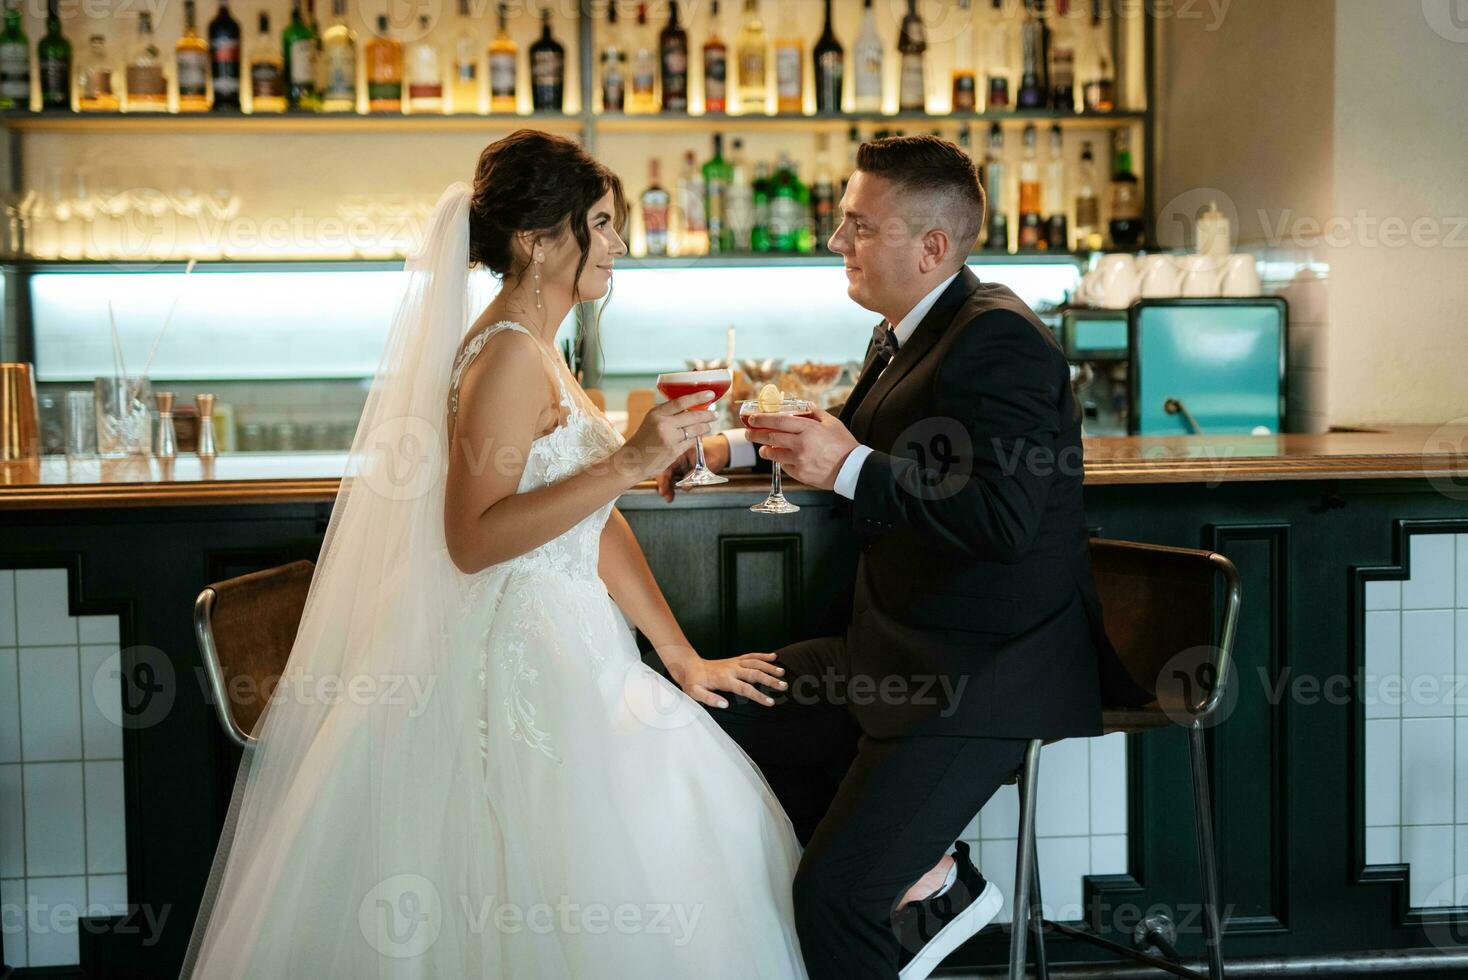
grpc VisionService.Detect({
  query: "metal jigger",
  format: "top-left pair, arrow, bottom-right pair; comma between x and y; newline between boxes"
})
154,391 -> 177,458
195,393 -> 217,458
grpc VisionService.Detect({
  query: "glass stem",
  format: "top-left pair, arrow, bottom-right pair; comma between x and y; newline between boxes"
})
771,461 -> 783,499
694,434 -> 709,473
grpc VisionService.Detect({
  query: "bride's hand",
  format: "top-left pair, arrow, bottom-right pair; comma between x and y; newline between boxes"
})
670,652 -> 787,709
614,391 -> 719,483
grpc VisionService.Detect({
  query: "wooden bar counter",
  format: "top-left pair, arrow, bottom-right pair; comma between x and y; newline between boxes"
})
4,425 -> 1467,976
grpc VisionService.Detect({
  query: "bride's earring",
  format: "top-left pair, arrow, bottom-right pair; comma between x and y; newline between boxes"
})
533,250 -> 543,310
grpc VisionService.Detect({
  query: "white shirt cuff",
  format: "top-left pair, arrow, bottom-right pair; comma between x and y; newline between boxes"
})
833,445 -> 874,500
722,427 -> 758,468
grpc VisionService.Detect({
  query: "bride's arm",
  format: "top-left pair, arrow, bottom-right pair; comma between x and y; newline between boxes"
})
598,508 -> 697,674
444,334 -> 638,574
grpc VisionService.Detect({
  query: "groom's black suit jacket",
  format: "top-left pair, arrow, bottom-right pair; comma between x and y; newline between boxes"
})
799,267 -> 1147,739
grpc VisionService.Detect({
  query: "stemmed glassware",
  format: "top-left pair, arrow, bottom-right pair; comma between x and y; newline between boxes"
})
656,368 -> 733,487
738,395 -> 816,514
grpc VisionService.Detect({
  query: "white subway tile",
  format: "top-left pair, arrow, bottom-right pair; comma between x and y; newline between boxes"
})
978,838 -> 1019,926
1036,739 -> 1090,838
1403,535 -> 1456,610
77,616 -> 119,646
1402,610 -> 1456,718
22,762 -> 85,877
86,873 -> 128,918
1089,733 -> 1128,836
1365,826 -> 1399,865
0,647 -> 18,763
0,569 -> 15,646
1401,717 -> 1454,826
1364,718 -> 1400,827
1364,610 -> 1401,718
1457,827 -> 1468,903
15,569 -> 76,647
958,811 -> 981,843
1459,718 -> 1468,824
0,876 -> 25,966
18,646 -> 83,762
0,764 -> 22,878
79,645 -> 124,761
84,761 -> 127,875
1459,612 -> 1468,718
1090,834 -> 1128,875
1035,836 -> 1090,923
1402,825 -> 1455,908
1366,580 -> 1401,611
24,874 -> 86,967
979,782 -> 1019,841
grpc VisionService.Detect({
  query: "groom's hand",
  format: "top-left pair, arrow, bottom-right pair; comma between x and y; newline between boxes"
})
656,432 -> 731,502
745,408 -> 859,491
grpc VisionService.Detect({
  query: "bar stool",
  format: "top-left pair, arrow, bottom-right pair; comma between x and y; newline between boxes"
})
1008,538 -> 1241,980
624,388 -> 656,438
192,560 -> 315,749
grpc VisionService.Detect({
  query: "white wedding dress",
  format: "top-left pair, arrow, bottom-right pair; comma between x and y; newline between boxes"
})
445,320 -> 809,977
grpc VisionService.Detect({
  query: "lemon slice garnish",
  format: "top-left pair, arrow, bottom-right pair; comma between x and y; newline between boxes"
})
757,383 -> 783,413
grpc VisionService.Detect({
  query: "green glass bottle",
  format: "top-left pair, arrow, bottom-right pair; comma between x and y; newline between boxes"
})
750,160 -> 771,253
38,0 -> 71,110
0,0 -> 31,110
282,0 -> 319,110
702,133 -> 733,254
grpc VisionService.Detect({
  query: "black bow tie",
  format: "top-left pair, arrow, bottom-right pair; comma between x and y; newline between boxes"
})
872,323 -> 899,362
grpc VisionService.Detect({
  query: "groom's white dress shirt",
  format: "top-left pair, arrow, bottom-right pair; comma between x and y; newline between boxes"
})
723,270 -> 962,499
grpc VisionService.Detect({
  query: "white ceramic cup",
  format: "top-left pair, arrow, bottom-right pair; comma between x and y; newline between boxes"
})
1179,254 -> 1226,297
1220,254 -> 1262,297
1138,255 -> 1183,298
1096,255 -> 1140,309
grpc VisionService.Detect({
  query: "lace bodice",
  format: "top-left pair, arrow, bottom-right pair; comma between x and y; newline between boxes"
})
447,321 -> 625,583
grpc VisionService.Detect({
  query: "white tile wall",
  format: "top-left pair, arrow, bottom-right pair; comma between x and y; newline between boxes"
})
960,732 -> 1129,924
0,568 -> 126,969
1363,533 -> 1468,911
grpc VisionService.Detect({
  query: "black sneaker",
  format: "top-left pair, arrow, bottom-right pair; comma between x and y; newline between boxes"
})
893,840 -> 1003,980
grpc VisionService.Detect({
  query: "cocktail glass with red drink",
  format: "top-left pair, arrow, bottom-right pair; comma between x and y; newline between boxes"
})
656,368 -> 733,488
738,396 -> 816,514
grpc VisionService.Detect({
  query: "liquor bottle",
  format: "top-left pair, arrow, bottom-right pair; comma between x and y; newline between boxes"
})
407,15 -> 443,112
702,0 -> 726,113
772,2 -> 801,114
794,163 -> 814,253
320,0 -> 357,112
451,0 -> 479,113
983,0 -> 1013,110
1048,0 -> 1076,111
840,123 -> 858,195
703,133 -> 732,253
600,0 -> 624,112
1017,124 -> 1042,250
1015,0 -> 1044,109
734,0 -> 766,114
750,160 -> 772,252
852,0 -> 881,112
1044,125 -> 1067,249
1107,129 -> 1141,246
364,14 -> 402,113
1082,3 -> 1114,112
77,34 -> 118,111
125,11 -> 167,112
283,0 -> 319,110
488,3 -> 516,113
629,2 -> 656,112
529,9 -> 563,111
951,0 -> 976,113
208,0 -> 242,110
769,152 -> 802,252
813,0 -> 842,114
175,0 -> 210,111
897,0 -> 926,113
675,149 -> 707,255
38,0 -> 72,110
659,0 -> 688,112
641,158 -> 670,256
0,0 -> 29,110
1074,140 -> 1100,250
725,137 -> 753,250
811,133 -> 837,244
982,123 -> 1008,250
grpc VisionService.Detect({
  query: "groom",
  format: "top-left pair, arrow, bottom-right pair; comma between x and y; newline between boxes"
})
660,135 -> 1146,979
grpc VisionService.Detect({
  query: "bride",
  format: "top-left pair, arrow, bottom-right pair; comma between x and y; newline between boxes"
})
179,130 -> 807,978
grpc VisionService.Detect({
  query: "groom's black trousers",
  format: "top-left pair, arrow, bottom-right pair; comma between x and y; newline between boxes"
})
702,634 -> 1027,980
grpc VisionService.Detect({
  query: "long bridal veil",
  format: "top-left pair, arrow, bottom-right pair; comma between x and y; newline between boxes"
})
180,182 -> 529,976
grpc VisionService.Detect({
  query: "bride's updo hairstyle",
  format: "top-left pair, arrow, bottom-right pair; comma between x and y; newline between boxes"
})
468,129 -> 628,295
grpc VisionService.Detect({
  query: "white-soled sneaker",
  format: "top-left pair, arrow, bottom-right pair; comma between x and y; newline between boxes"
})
893,840 -> 1004,980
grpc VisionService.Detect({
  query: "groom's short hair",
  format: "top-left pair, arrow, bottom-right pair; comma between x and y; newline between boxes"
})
855,135 -> 986,259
